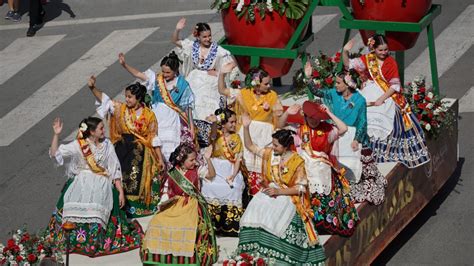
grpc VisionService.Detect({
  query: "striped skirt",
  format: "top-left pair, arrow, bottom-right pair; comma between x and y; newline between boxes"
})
370,108 -> 430,168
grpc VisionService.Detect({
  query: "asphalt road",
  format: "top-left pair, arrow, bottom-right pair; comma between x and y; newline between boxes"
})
0,0 -> 472,264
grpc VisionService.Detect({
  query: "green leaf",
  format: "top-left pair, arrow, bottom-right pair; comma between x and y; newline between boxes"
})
285,0 -> 309,20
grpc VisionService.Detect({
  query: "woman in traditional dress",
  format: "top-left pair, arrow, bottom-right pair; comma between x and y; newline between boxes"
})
343,34 -> 430,168
172,18 -> 235,148
238,114 -> 325,265
304,65 -> 386,204
88,76 -> 163,218
48,117 -> 143,257
218,66 -> 299,195
141,143 -> 218,266
296,101 -> 359,236
119,51 -> 195,161
201,108 -> 246,236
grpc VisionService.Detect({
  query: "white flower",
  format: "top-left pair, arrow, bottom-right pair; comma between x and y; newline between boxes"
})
427,92 -> 434,99
425,123 -> 431,131
19,244 -> 24,250
0,244 -> 4,250
412,88 -> 417,95
13,234 -> 20,242
24,263 -> 31,266
236,0 -> 244,12
222,0 -> 227,2
79,122 -> 88,132
426,103 -> 433,109
266,0 -> 273,11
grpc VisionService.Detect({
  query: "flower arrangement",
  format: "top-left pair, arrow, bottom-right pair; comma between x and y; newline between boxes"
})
0,227 -> 64,266
211,0 -> 310,22
223,252 -> 273,266
403,76 -> 456,139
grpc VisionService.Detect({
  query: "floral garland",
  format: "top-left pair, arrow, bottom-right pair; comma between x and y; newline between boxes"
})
211,0 -> 310,22
1,228 -> 64,266
403,76 -> 456,139
191,40 -> 218,71
223,251 -> 272,266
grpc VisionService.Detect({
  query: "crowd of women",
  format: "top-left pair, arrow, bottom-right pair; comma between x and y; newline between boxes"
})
45,17 -> 430,265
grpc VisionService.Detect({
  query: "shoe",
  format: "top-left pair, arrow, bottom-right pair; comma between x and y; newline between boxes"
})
10,12 -> 21,22
5,10 -> 14,20
26,24 -> 41,37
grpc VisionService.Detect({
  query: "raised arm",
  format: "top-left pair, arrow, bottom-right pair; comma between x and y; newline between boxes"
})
342,39 -> 355,70
278,104 -> 301,128
242,114 -> 262,157
50,117 -> 63,157
324,104 -> 348,136
87,75 -> 103,102
218,71 -> 232,97
172,18 -> 186,48
203,146 -> 216,180
119,53 -> 147,81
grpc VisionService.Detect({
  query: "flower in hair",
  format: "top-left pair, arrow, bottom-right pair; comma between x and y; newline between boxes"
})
344,73 -> 357,89
79,122 -> 88,132
367,37 -> 375,49
250,73 -> 260,87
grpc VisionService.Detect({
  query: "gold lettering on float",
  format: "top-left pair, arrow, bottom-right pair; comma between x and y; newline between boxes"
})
334,174 -> 415,265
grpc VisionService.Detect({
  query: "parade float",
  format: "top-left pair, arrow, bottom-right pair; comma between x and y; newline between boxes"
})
213,0 -> 458,265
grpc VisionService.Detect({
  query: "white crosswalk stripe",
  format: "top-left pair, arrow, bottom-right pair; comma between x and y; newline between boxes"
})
0,35 -> 65,85
405,5 -> 474,83
0,27 -> 159,146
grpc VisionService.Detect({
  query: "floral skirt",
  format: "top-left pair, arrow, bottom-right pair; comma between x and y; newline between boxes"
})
351,148 -> 387,205
311,170 -> 359,236
48,179 -> 144,257
238,214 -> 326,265
247,171 -> 262,196
207,202 -> 244,237
114,134 -> 161,218
370,109 -> 431,168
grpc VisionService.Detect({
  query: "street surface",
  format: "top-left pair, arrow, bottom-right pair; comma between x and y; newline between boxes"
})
0,0 -> 472,264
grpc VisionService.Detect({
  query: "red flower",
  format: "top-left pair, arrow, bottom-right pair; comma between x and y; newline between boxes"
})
413,94 -> 421,101
425,96 -> 431,102
312,70 -> 320,78
417,114 -> 422,121
427,113 -> 433,119
241,263 -> 250,266
16,255 -> 23,262
419,87 -> 426,93
125,235 -> 134,244
37,244 -> 44,252
325,77 -> 334,86
21,233 -> 30,243
256,258 -> 266,266
7,239 -> 15,248
417,103 -> 427,109
431,120 -> 438,126
244,0 -> 250,5
27,254 -> 37,263
333,52 -> 341,63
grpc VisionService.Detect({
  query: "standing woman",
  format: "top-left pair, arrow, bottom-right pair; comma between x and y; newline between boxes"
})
141,143 -> 218,266
218,65 -> 299,195
201,108 -> 246,237
172,18 -> 235,147
304,65 -> 386,204
342,34 -> 430,168
238,115 -> 326,265
119,51 -> 195,161
48,117 -> 143,257
88,76 -> 164,218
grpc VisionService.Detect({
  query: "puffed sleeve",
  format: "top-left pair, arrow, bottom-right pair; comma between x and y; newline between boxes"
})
95,93 -> 115,118
349,57 -> 366,72
143,69 -> 157,95
50,141 -> 77,166
178,39 -> 194,57
105,140 -> 122,180
216,46 -> 234,71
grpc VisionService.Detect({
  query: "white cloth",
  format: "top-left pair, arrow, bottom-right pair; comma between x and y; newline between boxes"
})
238,121 -> 274,173
201,158 -> 245,207
337,127 -> 362,183
143,69 -> 182,161
299,150 -> 332,196
95,92 -> 161,148
51,139 -> 121,227
178,39 -> 234,120
240,186 -> 296,237
358,80 -> 396,140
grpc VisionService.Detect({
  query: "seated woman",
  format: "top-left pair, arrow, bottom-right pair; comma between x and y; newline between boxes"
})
218,65 -> 298,196
304,65 -> 386,205
48,117 -> 143,257
141,143 -> 218,266
119,51 -> 195,162
88,76 -> 163,218
342,34 -> 430,168
237,114 -> 326,265
297,101 -> 359,236
201,108 -> 246,237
